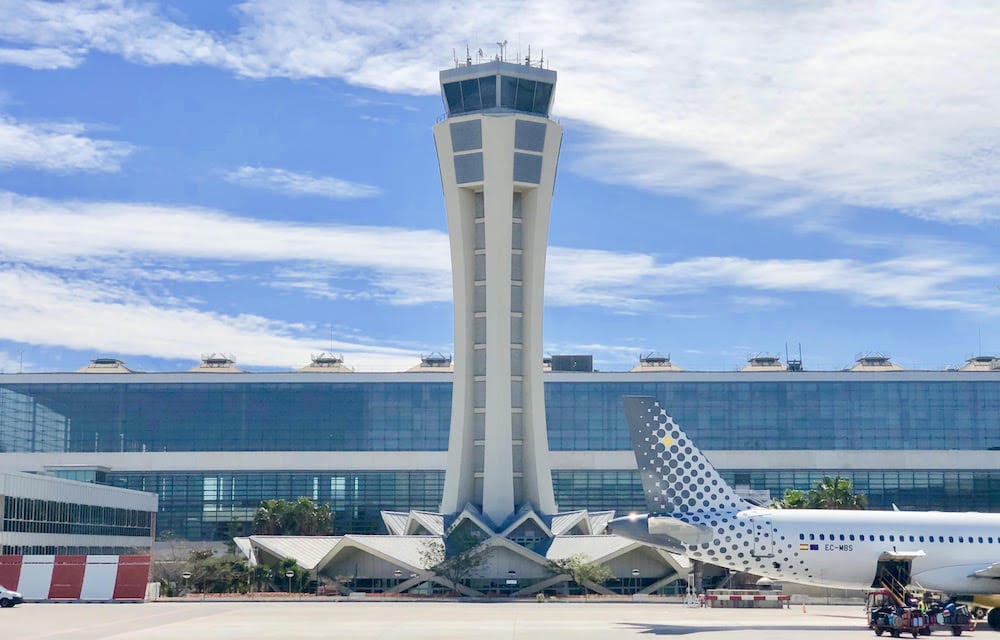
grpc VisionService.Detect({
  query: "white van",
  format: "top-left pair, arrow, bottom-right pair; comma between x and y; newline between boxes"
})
0,584 -> 23,607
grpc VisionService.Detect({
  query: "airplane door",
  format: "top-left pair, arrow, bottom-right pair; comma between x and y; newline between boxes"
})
749,516 -> 775,558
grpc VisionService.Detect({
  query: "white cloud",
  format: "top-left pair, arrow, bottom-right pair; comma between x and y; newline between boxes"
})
0,47 -> 81,69
0,0 -> 983,223
0,188 -> 996,370
0,115 -> 134,172
1,190 -> 995,316
0,267 -> 420,371
224,165 -> 379,199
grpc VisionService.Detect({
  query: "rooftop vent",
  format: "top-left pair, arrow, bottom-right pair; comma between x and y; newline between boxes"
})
190,353 -> 241,373
406,353 -> 454,372
960,355 -> 1000,372
631,352 -> 683,372
850,352 -> 903,371
299,352 -> 354,373
76,358 -> 133,374
741,353 -> 787,372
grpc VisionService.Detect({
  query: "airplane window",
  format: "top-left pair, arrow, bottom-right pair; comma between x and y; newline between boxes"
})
949,536 -> 954,543
889,535 -> 895,542
799,534 -> 805,540
809,534 -> 815,541
879,535 -> 885,541
959,536 -> 964,543
938,536 -> 944,542
849,535 -> 855,541
819,534 -> 825,540
919,536 -> 924,542
839,534 -> 845,541
970,538 -> 976,544
990,537 -> 995,543
909,536 -> 914,542
869,535 -> 875,541
979,537 -> 984,543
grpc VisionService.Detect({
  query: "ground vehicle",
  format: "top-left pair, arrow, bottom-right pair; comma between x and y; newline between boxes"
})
0,584 -> 23,608
865,589 -> 974,637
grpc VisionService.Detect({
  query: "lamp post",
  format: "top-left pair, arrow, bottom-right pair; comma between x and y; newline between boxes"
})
285,570 -> 295,594
631,569 -> 640,595
181,571 -> 191,597
507,570 -> 518,597
393,569 -> 402,593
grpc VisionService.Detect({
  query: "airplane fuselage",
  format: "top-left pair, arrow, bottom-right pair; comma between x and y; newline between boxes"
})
612,507 -> 1000,594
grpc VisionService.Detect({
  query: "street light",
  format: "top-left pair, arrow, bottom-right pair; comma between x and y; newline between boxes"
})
631,569 -> 640,595
285,570 -> 295,594
393,569 -> 402,592
181,571 -> 191,597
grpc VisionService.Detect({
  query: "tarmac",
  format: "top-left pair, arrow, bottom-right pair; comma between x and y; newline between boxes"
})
1,601 -> 903,640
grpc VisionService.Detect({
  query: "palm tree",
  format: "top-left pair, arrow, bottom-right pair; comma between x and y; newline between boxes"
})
811,475 -> 867,509
774,476 -> 866,510
253,499 -> 291,535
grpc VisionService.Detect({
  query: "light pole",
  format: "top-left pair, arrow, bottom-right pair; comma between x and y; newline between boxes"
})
181,571 -> 191,598
507,570 -> 518,597
393,569 -> 402,593
631,569 -> 640,595
285,570 -> 295,594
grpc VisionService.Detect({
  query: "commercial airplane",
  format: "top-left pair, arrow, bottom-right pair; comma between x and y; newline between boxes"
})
607,396 -> 1000,631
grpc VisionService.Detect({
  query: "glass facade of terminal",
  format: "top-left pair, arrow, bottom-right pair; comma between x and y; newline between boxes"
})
2,374 -> 999,538
3,378 -> 998,454
107,470 -> 444,540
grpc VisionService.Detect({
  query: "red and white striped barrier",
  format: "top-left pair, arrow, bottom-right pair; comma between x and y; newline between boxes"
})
701,593 -> 791,602
0,555 -> 150,601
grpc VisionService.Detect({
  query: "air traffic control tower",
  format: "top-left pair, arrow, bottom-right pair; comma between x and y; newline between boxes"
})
433,55 -> 562,524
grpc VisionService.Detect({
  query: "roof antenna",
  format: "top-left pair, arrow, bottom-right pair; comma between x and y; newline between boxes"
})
465,44 -> 472,66
525,44 -> 531,66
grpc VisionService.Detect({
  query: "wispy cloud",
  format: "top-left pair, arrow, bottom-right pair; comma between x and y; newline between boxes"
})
0,267 -> 420,371
0,115 -> 134,172
224,165 -> 380,199
1,191 -> 995,316
1,2 -> 997,222
0,47 -> 81,69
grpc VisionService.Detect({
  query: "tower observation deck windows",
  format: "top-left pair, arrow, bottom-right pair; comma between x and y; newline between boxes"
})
444,76 -> 552,116
443,77 -> 498,115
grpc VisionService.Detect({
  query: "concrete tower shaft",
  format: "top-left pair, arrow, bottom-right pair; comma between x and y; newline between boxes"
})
433,60 -> 561,524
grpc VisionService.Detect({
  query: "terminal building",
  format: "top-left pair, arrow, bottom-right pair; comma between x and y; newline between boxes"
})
0,352 -> 998,542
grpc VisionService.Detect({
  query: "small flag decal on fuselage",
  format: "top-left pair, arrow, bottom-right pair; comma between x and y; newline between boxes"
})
799,543 -> 819,550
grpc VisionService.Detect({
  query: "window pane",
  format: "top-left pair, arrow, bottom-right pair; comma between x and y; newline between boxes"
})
500,76 -> 518,108
480,76 -> 497,108
443,82 -> 463,114
532,82 -> 552,114
461,78 -> 482,111
515,79 -> 536,112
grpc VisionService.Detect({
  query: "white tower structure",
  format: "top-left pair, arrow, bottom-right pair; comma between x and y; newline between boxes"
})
433,57 -> 562,524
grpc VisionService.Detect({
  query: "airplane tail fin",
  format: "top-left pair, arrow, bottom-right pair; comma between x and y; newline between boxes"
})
623,396 -> 749,515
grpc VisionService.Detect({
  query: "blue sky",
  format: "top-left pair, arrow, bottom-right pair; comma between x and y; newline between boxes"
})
0,0 -> 997,373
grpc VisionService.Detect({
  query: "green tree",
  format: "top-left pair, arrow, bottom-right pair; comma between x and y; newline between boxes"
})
252,497 -> 333,535
549,553 -> 613,599
419,529 -> 493,595
774,476 -> 867,510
